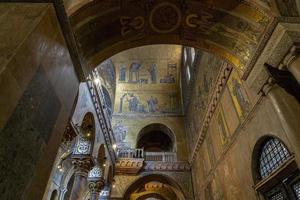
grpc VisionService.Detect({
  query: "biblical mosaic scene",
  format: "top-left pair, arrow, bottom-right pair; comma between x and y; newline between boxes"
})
1,1 -> 300,200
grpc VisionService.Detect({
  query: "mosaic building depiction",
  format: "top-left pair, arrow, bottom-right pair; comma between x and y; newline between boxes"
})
0,1 -> 300,200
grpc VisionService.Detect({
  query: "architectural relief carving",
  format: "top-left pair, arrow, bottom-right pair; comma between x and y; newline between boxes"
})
72,158 -> 93,176
143,161 -> 190,171
115,158 -> 144,175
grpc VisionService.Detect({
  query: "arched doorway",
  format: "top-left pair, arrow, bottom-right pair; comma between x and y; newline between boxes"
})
123,174 -> 186,200
137,124 -> 176,162
136,123 -> 175,152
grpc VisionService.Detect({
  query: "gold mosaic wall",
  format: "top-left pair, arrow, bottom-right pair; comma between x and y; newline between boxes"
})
110,45 -> 188,160
111,45 -> 183,115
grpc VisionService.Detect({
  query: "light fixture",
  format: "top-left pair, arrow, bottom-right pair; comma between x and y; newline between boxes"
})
59,168 -> 63,172
112,179 -> 116,188
112,144 -> 117,149
57,164 -> 62,169
103,163 -> 106,167
94,78 -> 100,85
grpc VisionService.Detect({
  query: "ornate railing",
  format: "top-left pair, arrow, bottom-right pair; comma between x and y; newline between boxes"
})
144,152 -> 177,162
116,148 -> 144,159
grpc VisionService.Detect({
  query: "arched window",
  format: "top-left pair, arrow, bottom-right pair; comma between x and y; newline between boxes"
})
253,137 -> 300,200
259,138 -> 290,179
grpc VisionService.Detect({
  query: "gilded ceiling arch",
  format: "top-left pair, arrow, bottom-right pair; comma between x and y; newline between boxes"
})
123,174 -> 186,200
69,0 -> 274,76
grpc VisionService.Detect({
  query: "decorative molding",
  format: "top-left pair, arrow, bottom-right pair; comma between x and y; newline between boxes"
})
72,157 -> 94,176
115,158 -> 144,175
86,72 -> 117,163
143,161 -> 190,172
190,62 -> 233,163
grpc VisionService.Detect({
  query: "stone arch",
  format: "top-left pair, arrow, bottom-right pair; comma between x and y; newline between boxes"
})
251,135 -> 292,183
49,189 -> 58,200
136,123 -> 176,152
78,112 -> 96,153
97,143 -> 106,165
123,173 -> 186,200
68,0 -> 273,76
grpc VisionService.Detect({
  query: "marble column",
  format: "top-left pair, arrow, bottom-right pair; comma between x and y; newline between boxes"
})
87,165 -> 105,200
262,78 -> 300,162
281,45 -> 300,84
88,180 -> 104,200
69,158 -> 93,200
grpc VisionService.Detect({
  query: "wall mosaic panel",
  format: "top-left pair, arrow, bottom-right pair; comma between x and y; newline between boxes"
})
186,51 -> 224,151
112,45 -> 182,115
227,69 -> 251,120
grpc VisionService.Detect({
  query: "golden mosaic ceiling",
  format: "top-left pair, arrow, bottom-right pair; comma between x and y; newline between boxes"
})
68,0 -> 275,75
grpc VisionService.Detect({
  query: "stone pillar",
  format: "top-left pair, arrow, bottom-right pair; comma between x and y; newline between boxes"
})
281,45 -> 300,84
88,180 -> 105,200
87,165 -> 105,200
69,158 -> 93,200
262,78 -> 300,162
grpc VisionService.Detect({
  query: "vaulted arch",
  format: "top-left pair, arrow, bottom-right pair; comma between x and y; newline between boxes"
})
136,123 -> 176,152
68,0 -> 274,76
123,174 -> 186,200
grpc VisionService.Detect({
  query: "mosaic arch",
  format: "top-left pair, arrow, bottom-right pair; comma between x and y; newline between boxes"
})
69,0 -> 274,75
123,174 -> 186,200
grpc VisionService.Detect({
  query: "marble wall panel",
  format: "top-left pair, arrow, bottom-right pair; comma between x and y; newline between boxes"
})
0,4 -> 79,199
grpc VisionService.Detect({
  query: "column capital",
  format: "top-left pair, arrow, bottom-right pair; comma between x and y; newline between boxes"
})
72,157 -> 93,176
88,178 -> 105,194
279,44 -> 300,70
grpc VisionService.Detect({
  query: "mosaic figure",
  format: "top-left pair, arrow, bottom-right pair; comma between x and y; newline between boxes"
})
119,64 -> 126,81
147,96 -> 158,112
112,121 -> 128,143
232,78 -> 250,116
127,94 -> 139,112
148,63 -> 157,83
129,62 -> 142,83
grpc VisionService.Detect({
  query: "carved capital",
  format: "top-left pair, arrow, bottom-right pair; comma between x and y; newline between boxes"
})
88,178 -> 105,194
72,157 -> 93,176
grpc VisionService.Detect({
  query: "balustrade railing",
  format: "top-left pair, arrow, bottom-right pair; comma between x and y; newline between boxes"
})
116,148 -> 177,162
116,148 -> 144,159
144,152 -> 177,162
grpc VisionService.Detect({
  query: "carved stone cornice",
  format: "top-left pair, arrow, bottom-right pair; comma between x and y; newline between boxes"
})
115,158 -> 144,175
72,157 -> 93,176
86,75 -> 117,163
143,161 -> 190,172
190,62 -> 232,163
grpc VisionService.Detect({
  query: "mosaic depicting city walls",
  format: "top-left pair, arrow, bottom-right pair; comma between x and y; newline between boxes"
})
111,45 -> 183,115
186,51 -> 224,151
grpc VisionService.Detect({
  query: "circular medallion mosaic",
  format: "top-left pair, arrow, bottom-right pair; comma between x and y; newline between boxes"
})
149,2 -> 182,34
